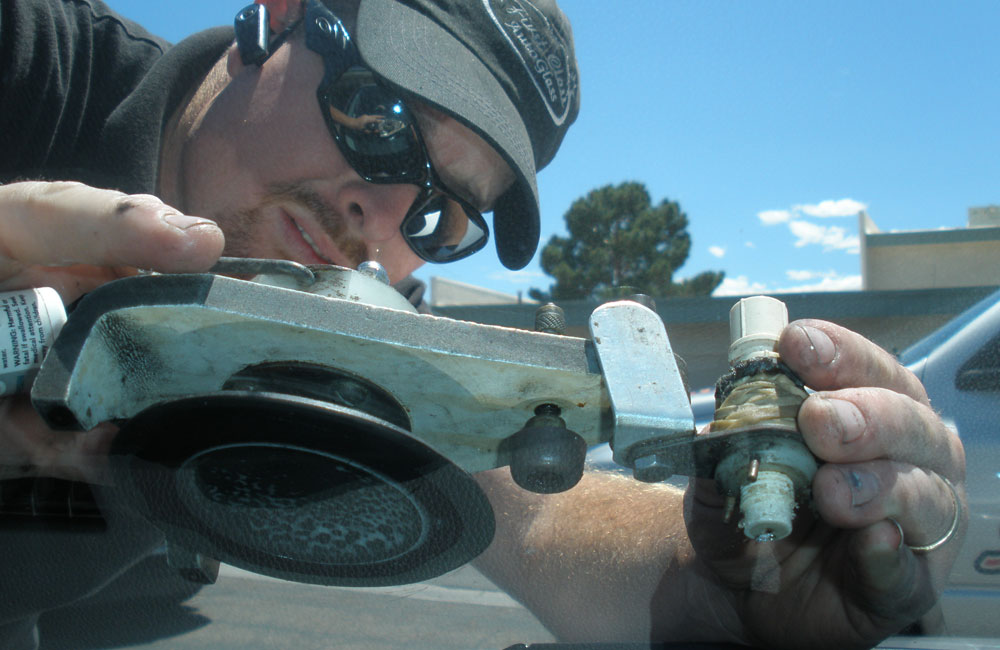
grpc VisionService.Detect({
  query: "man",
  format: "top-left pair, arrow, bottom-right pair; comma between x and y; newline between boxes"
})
0,0 -> 967,648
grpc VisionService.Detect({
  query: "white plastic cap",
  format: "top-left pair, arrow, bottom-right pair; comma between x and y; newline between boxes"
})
728,295 -> 788,365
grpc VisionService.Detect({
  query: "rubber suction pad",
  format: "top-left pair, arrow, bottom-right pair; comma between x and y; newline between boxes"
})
110,392 -> 495,587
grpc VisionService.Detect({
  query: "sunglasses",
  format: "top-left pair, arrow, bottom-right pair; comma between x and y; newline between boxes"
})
236,0 -> 490,264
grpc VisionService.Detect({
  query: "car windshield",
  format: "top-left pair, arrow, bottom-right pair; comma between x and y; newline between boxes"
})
3,2 -> 999,650
898,287 -> 1000,367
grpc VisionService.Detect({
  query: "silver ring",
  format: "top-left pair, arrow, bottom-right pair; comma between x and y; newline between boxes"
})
907,476 -> 962,553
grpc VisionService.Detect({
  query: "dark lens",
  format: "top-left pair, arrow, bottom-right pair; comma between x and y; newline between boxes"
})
323,69 -> 426,184
403,194 -> 489,263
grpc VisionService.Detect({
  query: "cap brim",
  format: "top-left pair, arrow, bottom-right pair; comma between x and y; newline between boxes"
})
356,0 -> 539,270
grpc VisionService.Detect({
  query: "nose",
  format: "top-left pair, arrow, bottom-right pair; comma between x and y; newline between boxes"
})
335,179 -> 418,246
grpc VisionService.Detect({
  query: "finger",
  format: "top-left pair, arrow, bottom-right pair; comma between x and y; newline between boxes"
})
797,387 -> 965,480
0,396 -> 116,483
813,461 -> 965,551
778,319 -> 929,405
846,520 -> 937,633
0,181 -> 224,273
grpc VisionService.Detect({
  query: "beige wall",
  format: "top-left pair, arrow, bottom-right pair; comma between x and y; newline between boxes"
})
430,276 -> 535,307
866,240 -> 1000,291
861,210 -> 1000,291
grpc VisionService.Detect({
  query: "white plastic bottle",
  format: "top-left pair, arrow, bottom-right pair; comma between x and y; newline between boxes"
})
0,288 -> 67,396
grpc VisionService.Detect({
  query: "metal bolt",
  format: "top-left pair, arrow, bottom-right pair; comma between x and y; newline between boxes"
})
749,458 -> 760,482
632,452 -> 673,483
535,303 -> 566,335
357,261 -> 390,285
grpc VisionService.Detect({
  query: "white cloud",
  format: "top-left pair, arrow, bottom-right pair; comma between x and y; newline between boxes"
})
755,198 -> 866,252
745,241 -> 756,248
712,275 -> 769,297
788,220 -> 860,253
712,271 -> 862,297
785,269 -> 836,282
759,198 -> 866,232
794,198 -> 867,218
786,269 -> 817,282
773,274 -> 862,293
708,245 -> 726,258
488,269 -> 547,284
758,209 -> 793,225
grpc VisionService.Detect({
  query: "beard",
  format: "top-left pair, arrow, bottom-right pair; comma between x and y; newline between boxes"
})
216,181 -> 368,267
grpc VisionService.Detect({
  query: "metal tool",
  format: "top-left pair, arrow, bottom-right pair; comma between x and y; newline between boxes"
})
28,259 -> 809,586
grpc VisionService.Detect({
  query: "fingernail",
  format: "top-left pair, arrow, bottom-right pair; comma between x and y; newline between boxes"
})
798,324 -> 835,365
845,468 -> 880,507
822,397 -> 866,444
162,211 -> 217,231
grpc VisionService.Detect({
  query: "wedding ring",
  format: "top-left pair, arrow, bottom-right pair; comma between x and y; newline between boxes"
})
907,476 -> 962,553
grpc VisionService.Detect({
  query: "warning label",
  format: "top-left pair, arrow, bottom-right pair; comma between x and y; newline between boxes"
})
0,292 -> 50,371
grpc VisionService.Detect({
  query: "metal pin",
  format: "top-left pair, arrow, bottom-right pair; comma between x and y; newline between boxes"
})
749,458 -> 760,482
210,257 -> 316,286
723,496 -> 737,523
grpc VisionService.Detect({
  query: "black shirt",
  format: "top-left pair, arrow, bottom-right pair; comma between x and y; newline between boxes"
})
0,0 -> 231,191
0,0 -> 429,310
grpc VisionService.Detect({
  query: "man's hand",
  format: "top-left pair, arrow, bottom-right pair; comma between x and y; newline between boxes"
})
688,318 -> 966,649
0,181 -> 224,482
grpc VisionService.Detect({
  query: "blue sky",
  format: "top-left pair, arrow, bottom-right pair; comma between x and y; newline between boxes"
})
107,1 -> 1000,298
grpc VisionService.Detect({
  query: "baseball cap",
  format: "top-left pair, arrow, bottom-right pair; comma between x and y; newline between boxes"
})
350,0 -> 580,270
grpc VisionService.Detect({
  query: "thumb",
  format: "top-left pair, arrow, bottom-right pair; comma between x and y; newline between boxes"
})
0,182 -> 224,273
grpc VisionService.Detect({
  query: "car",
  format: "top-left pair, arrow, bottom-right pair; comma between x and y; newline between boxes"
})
897,288 -> 1000,639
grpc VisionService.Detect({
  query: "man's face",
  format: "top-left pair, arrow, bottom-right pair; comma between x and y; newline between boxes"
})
176,29 -> 515,284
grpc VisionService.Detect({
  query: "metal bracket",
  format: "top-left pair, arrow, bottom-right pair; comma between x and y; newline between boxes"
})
588,301 -> 695,480
32,269 -> 607,474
